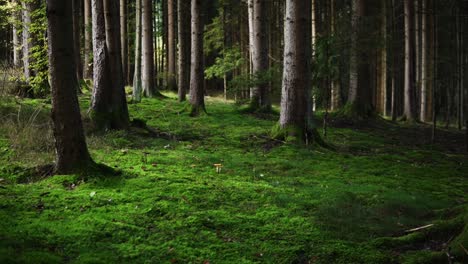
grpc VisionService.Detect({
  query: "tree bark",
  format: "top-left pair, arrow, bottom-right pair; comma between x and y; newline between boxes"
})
347,0 -> 373,117
177,0 -> 190,102
90,0 -> 129,130
47,0 -> 93,174
189,0 -> 206,116
12,0 -> 21,68
22,1 -> 32,81
103,0 -> 130,127
167,0 -> 177,91
142,0 -> 158,97
133,0 -> 143,102
403,0 -> 417,121
278,0 -> 320,144
250,0 -> 271,111
120,0 -> 129,85
84,0 -> 93,79
420,0 -> 428,122
72,0 -> 83,81
248,0 -> 254,98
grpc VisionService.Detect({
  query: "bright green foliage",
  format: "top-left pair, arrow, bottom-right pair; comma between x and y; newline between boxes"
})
205,46 -> 244,81
0,94 -> 467,263
28,1 -> 49,96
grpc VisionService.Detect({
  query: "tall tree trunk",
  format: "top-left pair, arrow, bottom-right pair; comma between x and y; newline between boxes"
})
403,0 -> 417,121
377,0 -> 387,115
120,0 -> 129,85
90,0 -> 129,130
248,0 -> 254,98
12,0 -> 21,68
277,0 -> 321,144
311,0 -> 317,111
167,0 -> 177,91
22,1 -> 32,81
142,0 -> 158,97
250,0 -> 271,111
420,0 -> 428,122
103,0 -> 130,128
457,7 -> 464,130
347,0 -> 372,117
47,0 -> 93,174
177,0 -> 190,102
330,0 -> 342,111
189,0 -> 206,116
83,0 -> 93,79
133,0 -> 143,102
73,0 -> 83,81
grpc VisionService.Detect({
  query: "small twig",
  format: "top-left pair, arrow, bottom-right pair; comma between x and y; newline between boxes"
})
460,243 -> 468,256
404,224 -> 434,233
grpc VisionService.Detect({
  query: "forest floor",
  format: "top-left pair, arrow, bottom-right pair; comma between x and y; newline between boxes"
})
0,93 -> 467,264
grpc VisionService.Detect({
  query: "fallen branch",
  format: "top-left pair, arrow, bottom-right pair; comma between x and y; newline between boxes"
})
404,224 -> 434,233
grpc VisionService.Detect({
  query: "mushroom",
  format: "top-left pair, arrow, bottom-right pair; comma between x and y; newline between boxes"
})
214,164 -> 223,174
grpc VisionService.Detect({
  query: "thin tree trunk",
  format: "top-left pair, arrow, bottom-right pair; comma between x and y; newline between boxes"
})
250,0 -> 271,111
168,0 -> 177,91
420,0 -> 428,122
142,0 -> 159,97
12,0 -> 21,68
391,0 -> 398,121
189,0 -> 206,116
378,0 -> 387,115
432,0 -> 437,143
84,0 -> 93,79
22,1 -> 32,81
73,0 -> 83,81
120,0 -> 129,85
47,0 -> 93,174
177,0 -> 189,102
248,0 -> 254,98
403,0 -> 417,121
133,0 -> 143,102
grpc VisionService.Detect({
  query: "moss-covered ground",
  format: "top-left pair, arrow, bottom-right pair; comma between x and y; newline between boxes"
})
0,94 -> 467,263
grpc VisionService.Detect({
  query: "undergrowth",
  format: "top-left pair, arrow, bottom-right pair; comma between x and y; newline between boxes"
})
0,94 -> 467,263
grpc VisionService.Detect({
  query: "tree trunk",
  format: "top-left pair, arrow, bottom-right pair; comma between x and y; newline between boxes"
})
47,0 -> 93,174
330,0 -> 342,111
278,0 -> 321,144
167,0 -> 177,91
248,0 -> 254,98
177,0 -> 190,102
250,0 -> 271,111
120,0 -> 129,85
103,0 -> 130,128
142,0 -> 158,97
377,0 -> 387,115
72,0 -> 83,82
12,0 -> 21,68
347,0 -> 372,117
420,0 -> 428,122
133,0 -> 143,102
22,1 -> 32,81
189,0 -> 206,116
84,0 -> 93,79
90,0 -> 129,130
403,0 -> 417,121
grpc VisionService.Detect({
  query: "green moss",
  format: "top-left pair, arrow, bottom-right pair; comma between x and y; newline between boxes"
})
0,93 -> 467,263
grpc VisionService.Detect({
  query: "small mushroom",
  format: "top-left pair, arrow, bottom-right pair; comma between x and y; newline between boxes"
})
214,164 -> 223,174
